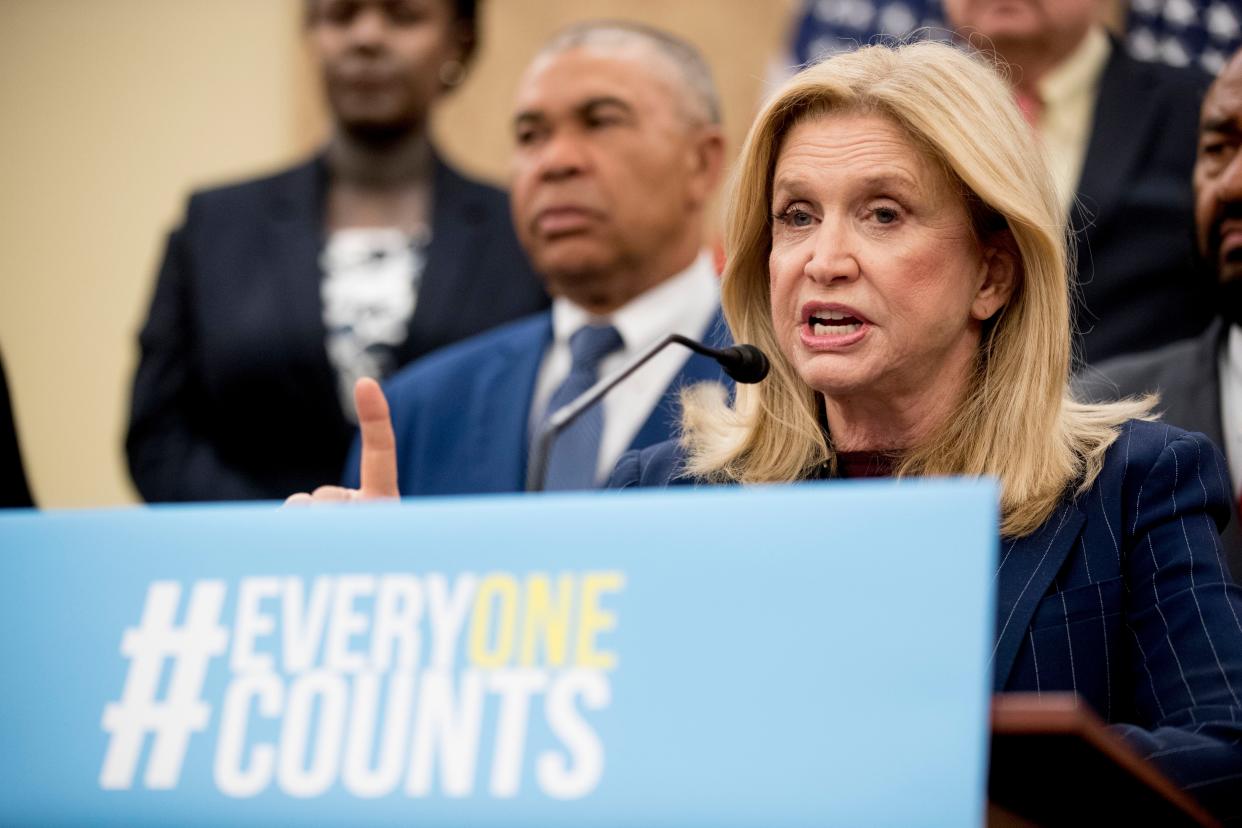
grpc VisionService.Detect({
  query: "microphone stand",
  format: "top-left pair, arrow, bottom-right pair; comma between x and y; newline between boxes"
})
526,334 -> 765,492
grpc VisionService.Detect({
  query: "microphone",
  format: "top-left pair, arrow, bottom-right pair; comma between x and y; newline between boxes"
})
525,334 -> 770,492
709,343 -> 770,384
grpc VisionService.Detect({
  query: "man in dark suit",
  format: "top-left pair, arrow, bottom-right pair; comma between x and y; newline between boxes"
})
296,22 -> 728,500
944,0 -> 1214,363
127,0 -> 548,503
1084,48 -> 1242,579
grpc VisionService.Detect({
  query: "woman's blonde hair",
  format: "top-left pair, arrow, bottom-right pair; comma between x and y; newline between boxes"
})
682,41 -> 1151,537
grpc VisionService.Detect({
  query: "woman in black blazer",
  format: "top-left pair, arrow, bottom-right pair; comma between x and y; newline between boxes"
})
127,0 -> 547,501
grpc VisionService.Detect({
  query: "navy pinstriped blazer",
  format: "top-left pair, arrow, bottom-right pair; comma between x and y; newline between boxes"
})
609,419 -> 1242,821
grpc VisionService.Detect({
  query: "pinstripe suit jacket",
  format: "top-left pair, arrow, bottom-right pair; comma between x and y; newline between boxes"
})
609,419 -> 1242,821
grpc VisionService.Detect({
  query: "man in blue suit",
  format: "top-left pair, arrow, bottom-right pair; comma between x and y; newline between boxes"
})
333,22 -> 729,496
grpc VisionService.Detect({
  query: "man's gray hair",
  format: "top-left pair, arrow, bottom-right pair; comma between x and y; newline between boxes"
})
537,20 -> 722,126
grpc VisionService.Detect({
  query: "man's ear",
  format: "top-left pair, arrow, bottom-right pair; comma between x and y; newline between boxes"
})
972,228 -> 1019,322
686,125 -> 726,208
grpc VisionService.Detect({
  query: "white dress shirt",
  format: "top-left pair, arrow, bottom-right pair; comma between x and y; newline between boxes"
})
529,252 -> 721,484
1219,324 -> 1242,499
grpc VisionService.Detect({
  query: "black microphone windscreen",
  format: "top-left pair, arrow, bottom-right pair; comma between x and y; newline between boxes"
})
718,344 -> 770,384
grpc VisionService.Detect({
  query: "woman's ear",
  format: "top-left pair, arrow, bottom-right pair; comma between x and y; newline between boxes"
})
972,228 -> 1019,322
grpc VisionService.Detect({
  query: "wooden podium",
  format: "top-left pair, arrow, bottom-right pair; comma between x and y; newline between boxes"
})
988,694 -> 1219,827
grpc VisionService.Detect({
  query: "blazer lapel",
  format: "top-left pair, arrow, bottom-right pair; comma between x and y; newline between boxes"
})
468,315 -> 553,491
403,158 -> 487,360
1073,43 -> 1157,237
264,157 -> 338,412
990,500 -> 1087,690
629,308 -> 731,451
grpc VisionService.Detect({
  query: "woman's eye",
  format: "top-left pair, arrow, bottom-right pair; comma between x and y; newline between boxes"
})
872,206 -> 899,224
774,207 -> 815,227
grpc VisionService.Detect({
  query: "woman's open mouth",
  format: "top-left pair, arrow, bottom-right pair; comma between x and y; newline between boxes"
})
808,309 -> 863,336
800,303 -> 871,348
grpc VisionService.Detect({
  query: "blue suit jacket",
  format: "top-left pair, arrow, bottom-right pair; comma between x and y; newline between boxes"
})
344,309 -> 732,495
610,420 -> 1242,821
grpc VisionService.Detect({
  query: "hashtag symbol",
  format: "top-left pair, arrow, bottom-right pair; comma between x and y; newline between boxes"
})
99,580 -> 229,790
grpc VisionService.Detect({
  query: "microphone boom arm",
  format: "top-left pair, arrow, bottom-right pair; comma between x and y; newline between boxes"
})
525,334 -> 768,492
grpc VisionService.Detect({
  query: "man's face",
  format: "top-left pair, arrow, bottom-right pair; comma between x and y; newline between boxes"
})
1195,55 -> 1242,286
509,46 -> 713,291
308,0 -> 462,136
942,0 -> 1096,57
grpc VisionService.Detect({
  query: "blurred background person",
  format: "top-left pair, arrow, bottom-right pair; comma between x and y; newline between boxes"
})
125,0 -> 547,502
941,0 -> 1214,364
324,21 -> 730,497
785,0 -> 1240,77
1084,47 -> 1242,579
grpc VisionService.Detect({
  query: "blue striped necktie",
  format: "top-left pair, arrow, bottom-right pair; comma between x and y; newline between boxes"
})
540,324 -> 625,491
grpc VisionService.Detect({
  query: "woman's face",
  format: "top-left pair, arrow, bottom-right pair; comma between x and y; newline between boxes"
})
309,0 -> 464,135
767,112 -> 1010,405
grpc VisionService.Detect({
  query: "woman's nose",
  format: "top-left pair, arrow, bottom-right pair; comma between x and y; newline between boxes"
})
803,220 -> 860,285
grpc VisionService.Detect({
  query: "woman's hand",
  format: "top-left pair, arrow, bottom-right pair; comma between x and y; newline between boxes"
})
283,378 -> 398,505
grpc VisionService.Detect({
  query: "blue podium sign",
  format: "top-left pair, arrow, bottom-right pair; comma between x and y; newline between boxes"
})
0,480 -> 998,826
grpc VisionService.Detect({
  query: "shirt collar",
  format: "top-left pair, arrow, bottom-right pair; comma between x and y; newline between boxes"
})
1227,323 -> 1242,382
1038,25 -> 1111,109
549,252 -> 719,351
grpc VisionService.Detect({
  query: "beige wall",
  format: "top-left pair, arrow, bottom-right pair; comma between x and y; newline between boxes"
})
0,1 -> 316,508
0,0 -> 798,508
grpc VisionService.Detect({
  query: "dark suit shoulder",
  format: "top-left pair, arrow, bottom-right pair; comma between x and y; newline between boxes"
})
1112,45 -> 1212,96
182,157 -> 319,217
1092,43 -> 1210,155
1080,338 -> 1205,400
608,439 -> 693,489
382,312 -> 550,402
433,161 -> 510,212
1080,319 -> 1221,401
1097,420 -> 1229,520
1106,417 -> 1196,466
1103,47 -> 1211,171
1107,417 -> 1229,470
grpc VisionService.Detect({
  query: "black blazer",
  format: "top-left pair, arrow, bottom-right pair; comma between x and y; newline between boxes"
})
127,154 -> 548,502
1072,42 -> 1214,364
